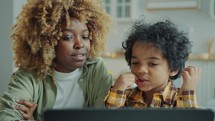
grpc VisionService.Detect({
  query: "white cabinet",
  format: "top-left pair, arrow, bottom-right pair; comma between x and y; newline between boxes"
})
186,60 -> 215,106
210,0 -> 215,19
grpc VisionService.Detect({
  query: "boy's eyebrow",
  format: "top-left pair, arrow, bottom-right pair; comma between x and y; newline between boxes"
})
148,57 -> 161,60
131,56 -> 161,60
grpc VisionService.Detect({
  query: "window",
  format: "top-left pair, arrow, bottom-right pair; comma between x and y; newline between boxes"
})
104,0 -> 111,15
117,0 -> 131,18
103,0 -> 132,21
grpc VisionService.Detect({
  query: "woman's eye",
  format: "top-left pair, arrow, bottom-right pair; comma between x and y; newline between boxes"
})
62,36 -> 73,41
82,35 -> 89,40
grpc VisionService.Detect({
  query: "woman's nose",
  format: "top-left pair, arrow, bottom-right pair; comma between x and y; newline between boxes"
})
73,37 -> 84,49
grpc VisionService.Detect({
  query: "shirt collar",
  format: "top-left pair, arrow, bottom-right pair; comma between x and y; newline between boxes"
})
129,80 -> 177,106
82,57 -> 101,75
153,80 -> 177,105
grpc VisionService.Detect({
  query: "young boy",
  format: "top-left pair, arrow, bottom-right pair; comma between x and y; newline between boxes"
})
0,0 -> 112,120
105,19 -> 201,108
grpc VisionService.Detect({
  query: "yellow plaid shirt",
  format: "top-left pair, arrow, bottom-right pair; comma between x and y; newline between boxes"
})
105,81 -> 198,108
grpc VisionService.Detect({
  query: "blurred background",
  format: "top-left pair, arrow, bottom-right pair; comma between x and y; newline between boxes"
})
0,0 -> 215,107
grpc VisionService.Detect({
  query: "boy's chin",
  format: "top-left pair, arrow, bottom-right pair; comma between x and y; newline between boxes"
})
137,86 -> 151,92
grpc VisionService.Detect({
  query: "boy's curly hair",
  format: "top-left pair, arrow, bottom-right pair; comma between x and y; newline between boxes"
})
122,19 -> 192,80
11,0 -> 111,79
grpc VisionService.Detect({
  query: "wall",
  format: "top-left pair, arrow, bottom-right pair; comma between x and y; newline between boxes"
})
107,0 -> 214,67
106,0 -> 215,53
105,0 -> 215,77
0,0 -> 13,97
145,0 -> 215,55
0,0 -> 26,96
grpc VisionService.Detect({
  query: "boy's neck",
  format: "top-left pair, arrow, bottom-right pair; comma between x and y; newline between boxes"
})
142,81 -> 169,106
142,91 -> 154,106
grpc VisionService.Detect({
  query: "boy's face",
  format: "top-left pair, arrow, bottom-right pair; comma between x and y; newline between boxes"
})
131,41 -> 177,92
54,17 -> 90,72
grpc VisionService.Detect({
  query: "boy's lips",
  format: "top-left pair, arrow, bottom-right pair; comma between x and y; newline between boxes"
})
137,78 -> 147,82
135,78 -> 148,86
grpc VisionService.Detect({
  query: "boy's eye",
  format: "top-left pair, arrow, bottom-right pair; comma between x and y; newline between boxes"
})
148,63 -> 158,66
131,61 -> 139,65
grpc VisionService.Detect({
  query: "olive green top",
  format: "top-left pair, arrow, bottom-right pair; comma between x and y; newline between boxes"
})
0,57 -> 113,121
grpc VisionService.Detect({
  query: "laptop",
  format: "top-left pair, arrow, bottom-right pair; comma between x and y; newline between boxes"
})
43,108 -> 214,121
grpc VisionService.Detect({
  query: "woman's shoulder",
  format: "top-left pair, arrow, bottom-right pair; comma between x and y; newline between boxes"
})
12,69 -> 37,79
10,69 -> 46,86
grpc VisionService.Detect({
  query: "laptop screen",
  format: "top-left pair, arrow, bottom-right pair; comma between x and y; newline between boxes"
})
43,108 -> 214,121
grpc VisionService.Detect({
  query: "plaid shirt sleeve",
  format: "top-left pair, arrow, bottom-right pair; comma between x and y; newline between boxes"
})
176,90 -> 198,108
105,88 -> 127,108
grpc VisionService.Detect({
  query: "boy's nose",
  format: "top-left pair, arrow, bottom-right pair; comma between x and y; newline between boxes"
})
137,66 -> 148,75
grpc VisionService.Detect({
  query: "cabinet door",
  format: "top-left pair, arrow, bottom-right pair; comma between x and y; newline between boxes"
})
210,0 -> 215,19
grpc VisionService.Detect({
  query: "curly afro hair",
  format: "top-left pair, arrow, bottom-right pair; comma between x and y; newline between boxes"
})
122,19 -> 192,80
11,0 -> 112,79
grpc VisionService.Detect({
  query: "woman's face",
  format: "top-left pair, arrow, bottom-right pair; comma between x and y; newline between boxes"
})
131,41 -> 177,93
54,17 -> 90,73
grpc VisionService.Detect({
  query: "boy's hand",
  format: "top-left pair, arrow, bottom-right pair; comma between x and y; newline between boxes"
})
113,72 -> 136,91
181,66 -> 201,91
15,99 -> 37,120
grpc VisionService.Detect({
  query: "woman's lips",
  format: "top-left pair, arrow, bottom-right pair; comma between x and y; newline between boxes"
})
71,54 -> 86,61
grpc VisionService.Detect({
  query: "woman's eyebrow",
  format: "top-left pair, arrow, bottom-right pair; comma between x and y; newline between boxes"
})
62,28 -> 89,32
